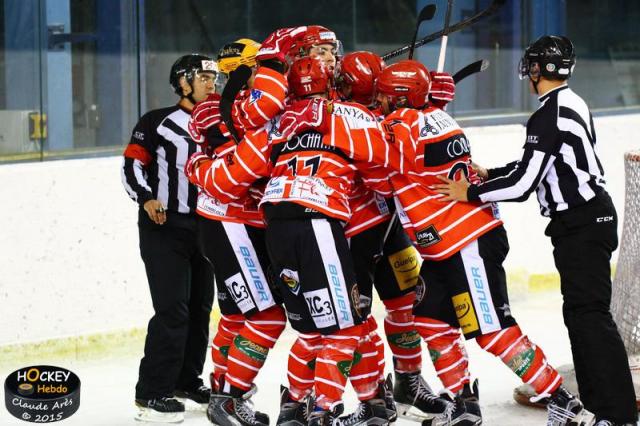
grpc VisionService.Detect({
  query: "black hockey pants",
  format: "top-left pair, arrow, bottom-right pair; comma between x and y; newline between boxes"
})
546,192 -> 637,423
135,209 -> 214,400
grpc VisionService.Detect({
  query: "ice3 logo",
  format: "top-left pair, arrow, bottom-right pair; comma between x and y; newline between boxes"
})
4,365 -> 81,423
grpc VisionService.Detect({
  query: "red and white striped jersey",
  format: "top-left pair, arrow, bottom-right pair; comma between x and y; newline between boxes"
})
344,184 -> 391,238
235,67 -> 288,131
382,106 -> 502,260
260,100 -> 398,222
191,100 -> 398,222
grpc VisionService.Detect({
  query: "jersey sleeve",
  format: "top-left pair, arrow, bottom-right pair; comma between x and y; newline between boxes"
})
191,127 -> 271,204
236,67 -> 288,130
121,113 -> 156,205
467,111 -> 559,203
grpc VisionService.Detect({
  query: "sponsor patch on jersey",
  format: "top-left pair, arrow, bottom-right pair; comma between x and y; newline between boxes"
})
133,131 -> 144,140
280,268 -> 300,296
388,246 -> 421,290
250,89 -> 263,104
419,117 -> 440,137
415,225 -> 442,248
197,195 -> 229,217
224,272 -> 256,313
452,291 -> 480,334
332,104 -> 377,129
374,193 -> 390,215
290,176 -> 332,206
304,288 -> 337,329
350,283 -> 362,318
526,135 -> 539,144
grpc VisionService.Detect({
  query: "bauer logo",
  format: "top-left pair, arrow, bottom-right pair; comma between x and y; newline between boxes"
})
4,365 -> 80,423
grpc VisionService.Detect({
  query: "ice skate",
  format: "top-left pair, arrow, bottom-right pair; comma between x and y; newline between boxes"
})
135,396 -> 185,423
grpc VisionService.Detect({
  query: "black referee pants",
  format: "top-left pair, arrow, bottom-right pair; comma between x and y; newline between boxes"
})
546,193 -> 637,423
135,210 -> 214,400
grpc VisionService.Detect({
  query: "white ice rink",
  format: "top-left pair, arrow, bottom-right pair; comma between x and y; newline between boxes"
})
1,291 -> 593,426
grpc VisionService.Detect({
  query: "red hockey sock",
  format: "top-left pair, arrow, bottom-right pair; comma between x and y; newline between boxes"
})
415,316 -> 469,393
224,306 -> 287,392
349,333 -> 380,401
476,325 -> 562,396
366,315 -> 386,382
287,333 -> 322,401
211,314 -> 245,389
314,324 -> 366,410
383,293 -> 422,372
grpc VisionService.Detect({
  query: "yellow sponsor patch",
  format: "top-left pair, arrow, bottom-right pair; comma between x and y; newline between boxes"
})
452,292 -> 479,334
388,246 -> 421,290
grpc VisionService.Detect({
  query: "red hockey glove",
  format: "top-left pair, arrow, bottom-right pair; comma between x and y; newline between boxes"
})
429,71 -> 455,109
188,93 -> 222,144
256,26 -> 307,63
277,98 -> 330,141
184,151 -> 211,184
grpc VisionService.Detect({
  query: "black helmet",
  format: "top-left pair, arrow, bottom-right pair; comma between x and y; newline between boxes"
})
169,54 -> 217,95
519,35 -> 576,81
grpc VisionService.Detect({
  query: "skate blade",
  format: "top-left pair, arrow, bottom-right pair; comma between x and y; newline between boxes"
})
175,397 -> 207,412
395,402 -> 446,422
135,407 -> 184,423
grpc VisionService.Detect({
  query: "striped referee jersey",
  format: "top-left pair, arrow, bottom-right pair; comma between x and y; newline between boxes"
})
121,105 -> 200,214
467,85 -> 606,216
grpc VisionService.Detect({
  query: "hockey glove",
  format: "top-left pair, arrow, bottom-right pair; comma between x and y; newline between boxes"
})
184,151 -> 211,185
277,98 -> 331,141
256,26 -> 307,63
429,71 -> 455,109
188,93 -> 222,144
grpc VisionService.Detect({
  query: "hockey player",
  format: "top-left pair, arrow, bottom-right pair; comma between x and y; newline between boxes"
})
123,54 -> 217,423
433,35 -> 638,426
186,55 -> 403,426
187,39 -> 286,426
335,50 -> 456,423
373,59 -> 586,426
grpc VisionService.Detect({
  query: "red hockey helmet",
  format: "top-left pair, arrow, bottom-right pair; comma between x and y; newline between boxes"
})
337,51 -> 385,105
375,60 -> 431,109
288,56 -> 331,99
289,25 -> 340,58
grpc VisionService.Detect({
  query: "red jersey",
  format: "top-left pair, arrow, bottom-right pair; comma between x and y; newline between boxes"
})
382,106 -> 502,260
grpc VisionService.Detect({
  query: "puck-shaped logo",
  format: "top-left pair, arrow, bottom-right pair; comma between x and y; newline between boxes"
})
4,365 -> 81,423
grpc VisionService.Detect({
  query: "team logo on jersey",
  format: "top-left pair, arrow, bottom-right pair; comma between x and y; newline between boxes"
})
280,269 -> 300,296
250,89 -> 263,104
304,288 -> 337,329
415,225 -> 442,248
526,135 -> 539,144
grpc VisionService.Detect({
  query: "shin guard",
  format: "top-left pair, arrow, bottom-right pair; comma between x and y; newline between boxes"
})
224,306 -> 287,392
314,324 -> 366,410
287,333 -> 322,401
476,325 -> 562,395
367,315 -> 386,382
211,314 -> 245,389
383,293 -> 422,372
349,333 -> 380,401
415,316 -> 470,393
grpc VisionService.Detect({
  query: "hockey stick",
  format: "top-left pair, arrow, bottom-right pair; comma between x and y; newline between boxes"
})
452,59 -> 489,83
408,4 -> 437,60
219,65 -> 253,143
436,0 -> 454,72
382,0 -> 507,61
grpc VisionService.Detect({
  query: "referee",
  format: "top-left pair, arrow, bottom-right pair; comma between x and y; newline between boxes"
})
435,35 -> 637,425
121,54 -> 216,422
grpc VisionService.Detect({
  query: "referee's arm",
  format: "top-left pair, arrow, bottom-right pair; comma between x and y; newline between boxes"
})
467,114 -> 558,203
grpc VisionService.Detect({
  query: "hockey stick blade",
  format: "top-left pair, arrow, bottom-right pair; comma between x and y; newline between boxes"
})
382,0 -> 507,61
408,4 -> 437,59
452,59 -> 489,83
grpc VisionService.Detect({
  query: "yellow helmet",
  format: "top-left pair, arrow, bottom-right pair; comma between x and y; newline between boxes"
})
217,38 -> 261,74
